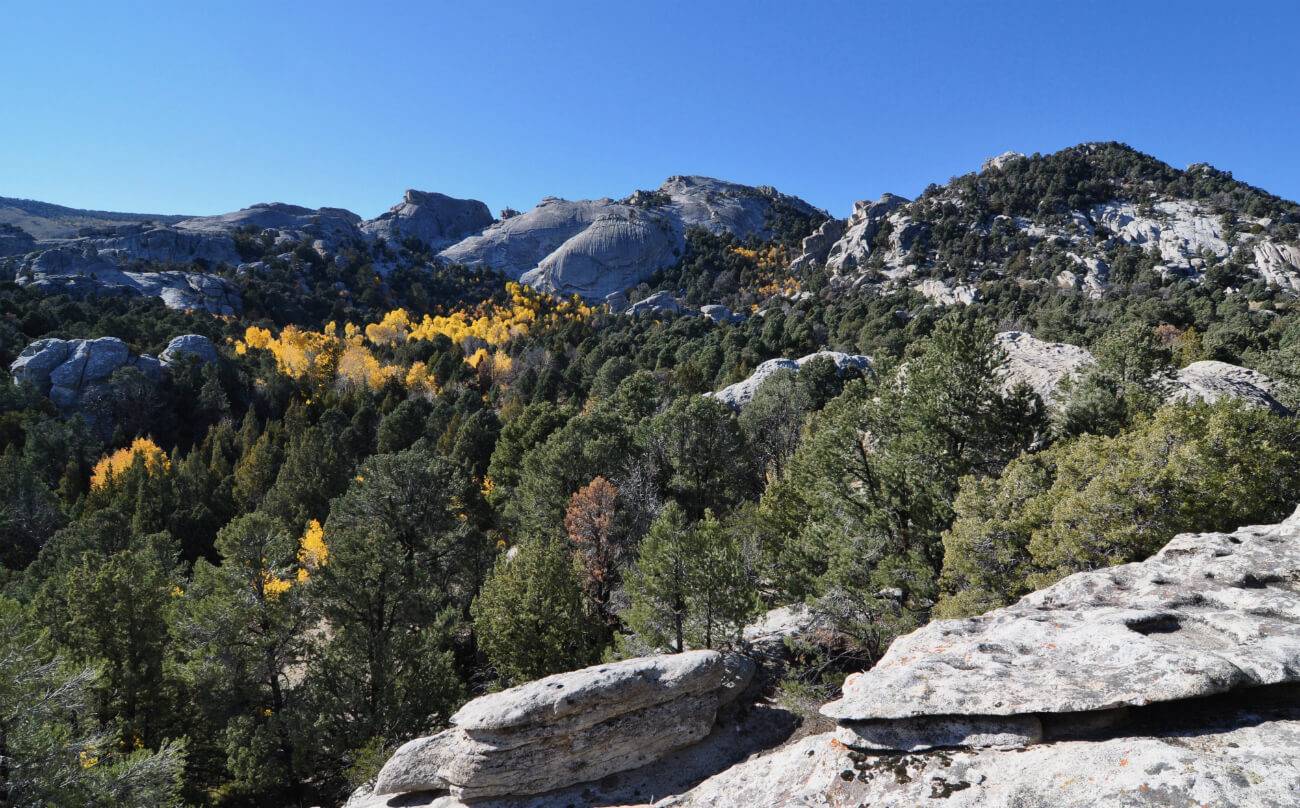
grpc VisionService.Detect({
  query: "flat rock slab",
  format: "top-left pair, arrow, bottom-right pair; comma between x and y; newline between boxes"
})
451,650 -> 725,733
823,509 -> 1300,721
669,708 -> 1300,808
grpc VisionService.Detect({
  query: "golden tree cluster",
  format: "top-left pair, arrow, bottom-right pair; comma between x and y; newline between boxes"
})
236,282 -> 593,393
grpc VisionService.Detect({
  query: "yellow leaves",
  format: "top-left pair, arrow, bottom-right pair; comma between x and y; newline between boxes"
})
169,585 -> 185,599
243,326 -> 273,350
757,276 -> 802,298
480,475 -> 496,498
731,246 -> 760,261
90,438 -> 171,491
240,282 -> 594,393
297,519 -> 328,583
365,308 -> 412,346
79,750 -> 99,768
262,573 -> 292,599
405,361 -> 440,397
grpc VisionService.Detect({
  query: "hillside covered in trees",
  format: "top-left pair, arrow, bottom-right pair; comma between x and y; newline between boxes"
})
4,143 -> 1300,807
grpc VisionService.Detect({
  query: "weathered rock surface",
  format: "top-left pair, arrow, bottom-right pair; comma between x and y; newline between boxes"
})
914,278 -> 977,305
9,242 -> 243,315
994,330 -> 1096,404
10,337 -> 163,431
670,698 -> 1300,807
440,177 -> 819,300
709,351 -> 872,409
626,290 -> 686,317
741,603 -> 836,657
176,202 -> 364,254
1166,359 -> 1290,413
698,304 -> 743,324
159,334 -> 219,366
824,509 -> 1300,722
789,217 -> 846,271
369,651 -> 755,801
823,193 -> 911,272
666,510 -> 1300,806
361,190 -> 493,249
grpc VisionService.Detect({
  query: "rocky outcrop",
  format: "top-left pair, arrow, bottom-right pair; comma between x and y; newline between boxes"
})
10,334 -> 218,433
10,336 -> 160,432
360,190 -> 493,249
440,177 -> 819,300
913,278 -> 977,306
176,202 -> 364,255
362,651 -> 755,803
995,330 -> 1290,413
994,330 -> 1095,405
1167,359 -> 1290,413
980,150 -> 1026,172
159,334 -> 219,366
699,304 -> 743,324
0,223 -> 36,256
709,351 -> 872,409
824,193 -> 911,273
668,510 -> 1300,807
1254,241 -> 1300,291
10,244 -> 242,315
626,290 -> 686,317
788,217 -> 846,272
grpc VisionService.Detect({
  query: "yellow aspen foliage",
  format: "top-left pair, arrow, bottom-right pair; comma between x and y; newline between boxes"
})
404,361 -> 441,396
90,438 -> 171,490
296,519 -> 328,582
262,571 -> 292,599
365,308 -> 412,345
79,751 -> 99,769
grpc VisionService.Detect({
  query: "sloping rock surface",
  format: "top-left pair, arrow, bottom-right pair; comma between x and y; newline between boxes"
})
709,351 -> 872,409
823,509 -> 1300,721
994,330 -> 1096,404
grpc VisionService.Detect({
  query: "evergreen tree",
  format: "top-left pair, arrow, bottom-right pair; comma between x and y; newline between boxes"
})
472,536 -> 597,685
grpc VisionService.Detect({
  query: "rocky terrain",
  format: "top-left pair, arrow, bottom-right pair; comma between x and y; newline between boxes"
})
9,334 -> 218,435
996,329 -> 1290,413
791,145 -> 1300,304
350,508 -> 1300,808
708,351 -> 872,409
442,176 -> 822,300
1,176 -> 821,312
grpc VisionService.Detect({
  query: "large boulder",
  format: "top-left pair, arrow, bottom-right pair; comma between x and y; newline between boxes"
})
370,651 -> 754,801
360,190 -> 493,248
626,290 -> 686,317
10,336 -> 163,421
159,334 -> 219,366
994,330 -> 1096,405
709,351 -> 872,410
1165,359 -> 1290,413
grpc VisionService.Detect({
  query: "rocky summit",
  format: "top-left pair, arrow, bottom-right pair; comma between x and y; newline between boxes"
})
351,510 -> 1300,807
440,176 -> 822,300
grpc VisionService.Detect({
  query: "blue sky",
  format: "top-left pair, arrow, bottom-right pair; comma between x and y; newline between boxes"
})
2,1 -> 1297,219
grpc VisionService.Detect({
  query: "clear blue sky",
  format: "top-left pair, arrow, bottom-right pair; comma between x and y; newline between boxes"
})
2,1 -> 1297,219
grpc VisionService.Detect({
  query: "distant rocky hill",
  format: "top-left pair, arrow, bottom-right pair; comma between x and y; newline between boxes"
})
6,143 -> 1300,319
0,176 -> 822,313
0,195 -> 187,239
792,143 -> 1300,304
